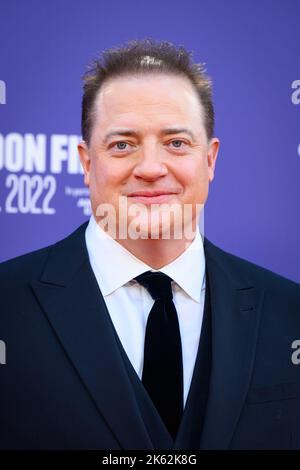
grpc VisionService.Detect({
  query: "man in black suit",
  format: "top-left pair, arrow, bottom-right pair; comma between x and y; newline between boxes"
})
1,39 -> 300,450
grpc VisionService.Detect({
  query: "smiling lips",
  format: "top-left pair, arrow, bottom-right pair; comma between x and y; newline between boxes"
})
127,190 -> 180,204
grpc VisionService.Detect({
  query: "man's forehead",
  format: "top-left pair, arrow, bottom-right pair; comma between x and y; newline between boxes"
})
97,73 -> 199,104
90,74 -> 206,141
95,76 -> 203,121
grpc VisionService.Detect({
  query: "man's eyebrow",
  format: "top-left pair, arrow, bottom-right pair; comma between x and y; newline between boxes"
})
160,128 -> 196,140
102,128 -> 196,143
103,130 -> 139,143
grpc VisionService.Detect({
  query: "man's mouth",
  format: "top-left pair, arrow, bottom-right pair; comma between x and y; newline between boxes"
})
127,190 -> 179,205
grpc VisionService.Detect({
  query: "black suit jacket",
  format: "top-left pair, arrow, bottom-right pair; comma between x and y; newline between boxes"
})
1,221 -> 300,449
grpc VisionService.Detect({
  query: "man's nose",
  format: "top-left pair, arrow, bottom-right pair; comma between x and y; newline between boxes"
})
132,145 -> 168,180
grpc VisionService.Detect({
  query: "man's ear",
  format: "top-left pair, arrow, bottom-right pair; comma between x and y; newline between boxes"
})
207,137 -> 220,182
78,141 -> 91,186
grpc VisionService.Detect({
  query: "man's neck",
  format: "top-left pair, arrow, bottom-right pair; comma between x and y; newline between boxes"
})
113,235 -> 196,269
94,215 -> 200,269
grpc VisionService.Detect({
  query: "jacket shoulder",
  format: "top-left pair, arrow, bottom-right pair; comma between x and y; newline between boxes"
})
204,237 -> 300,294
0,245 -> 53,287
0,222 -> 88,288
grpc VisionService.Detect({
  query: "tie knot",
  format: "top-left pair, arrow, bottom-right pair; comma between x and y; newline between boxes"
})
134,271 -> 173,301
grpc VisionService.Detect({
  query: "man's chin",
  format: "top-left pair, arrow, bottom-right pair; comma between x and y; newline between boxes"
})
127,223 -> 171,241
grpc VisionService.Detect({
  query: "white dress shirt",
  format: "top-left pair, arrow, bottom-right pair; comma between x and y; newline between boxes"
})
85,215 -> 206,407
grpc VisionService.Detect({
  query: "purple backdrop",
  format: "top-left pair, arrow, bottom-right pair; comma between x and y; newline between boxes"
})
0,0 -> 299,282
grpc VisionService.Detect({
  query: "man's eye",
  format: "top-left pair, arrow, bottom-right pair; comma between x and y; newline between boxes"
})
169,140 -> 185,148
115,142 -> 129,150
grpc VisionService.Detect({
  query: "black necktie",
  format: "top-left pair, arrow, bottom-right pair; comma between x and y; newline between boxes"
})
134,271 -> 183,439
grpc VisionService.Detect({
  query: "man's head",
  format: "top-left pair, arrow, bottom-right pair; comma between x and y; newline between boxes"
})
78,39 -> 219,239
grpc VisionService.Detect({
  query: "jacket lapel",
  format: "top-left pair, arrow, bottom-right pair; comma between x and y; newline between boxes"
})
199,238 -> 265,449
30,222 -> 153,450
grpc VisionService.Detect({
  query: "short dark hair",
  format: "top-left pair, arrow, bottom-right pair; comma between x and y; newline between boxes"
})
81,39 -> 215,144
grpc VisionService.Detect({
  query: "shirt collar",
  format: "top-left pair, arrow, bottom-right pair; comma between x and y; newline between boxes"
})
85,215 -> 206,303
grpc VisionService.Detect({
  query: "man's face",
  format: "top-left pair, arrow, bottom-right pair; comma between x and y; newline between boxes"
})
78,73 -> 219,239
